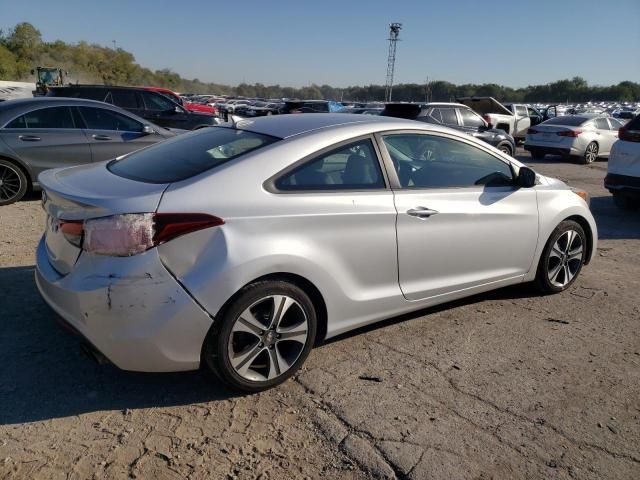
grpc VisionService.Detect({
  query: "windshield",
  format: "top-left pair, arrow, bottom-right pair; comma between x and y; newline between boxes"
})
108,127 -> 279,183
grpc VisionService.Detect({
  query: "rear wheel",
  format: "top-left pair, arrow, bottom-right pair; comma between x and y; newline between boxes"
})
581,142 -> 598,164
202,281 -> 317,392
535,220 -> 587,294
0,160 -> 28,206
497,143 -> 513,156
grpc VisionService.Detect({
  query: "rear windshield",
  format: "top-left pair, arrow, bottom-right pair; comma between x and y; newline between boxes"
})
543,116 -> 588,126
107,127 -> 279,183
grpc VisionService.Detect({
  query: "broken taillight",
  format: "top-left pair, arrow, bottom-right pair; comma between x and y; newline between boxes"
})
60,213 -> 224,256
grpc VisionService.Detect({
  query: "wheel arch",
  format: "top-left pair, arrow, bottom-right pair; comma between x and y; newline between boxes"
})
564,214 -> 595,265
204,271 -> 329,348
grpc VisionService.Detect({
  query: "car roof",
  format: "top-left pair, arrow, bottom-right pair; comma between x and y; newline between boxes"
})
0,97 -> 145,126
226,113 -> 449,139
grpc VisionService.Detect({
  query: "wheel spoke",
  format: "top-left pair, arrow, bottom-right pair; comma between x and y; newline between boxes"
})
549,261 -> 563,284
564,231 -> 576,253
564,264 -> 573,283
568,246 -> 583,261
269,295 -> 296,329
233,307 -> 266,337
267,347 -> 282,379
277,322 -> 308,344
231,342 -> 264,375
550,245 -> 564,260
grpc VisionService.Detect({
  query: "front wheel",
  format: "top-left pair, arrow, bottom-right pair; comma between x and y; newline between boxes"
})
202,281 -> 317,392
535,220 -> 587,294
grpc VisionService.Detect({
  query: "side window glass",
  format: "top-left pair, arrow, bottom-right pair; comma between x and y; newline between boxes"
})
11,107 -> 75,129
142,92 -> 175,111
459,108 -> 485,128
440,108 -> 458,126
5,115 -> 27,128
383,134 -> 513,189
516,106 -> 528,116
276,139 -> 385,190
594,118 -> 610,130
428,108 -> 442,123
78,107 -> 143,132
112,91 -> 139,109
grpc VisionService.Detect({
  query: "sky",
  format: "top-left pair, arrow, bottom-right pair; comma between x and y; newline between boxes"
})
1,0 -> 639,88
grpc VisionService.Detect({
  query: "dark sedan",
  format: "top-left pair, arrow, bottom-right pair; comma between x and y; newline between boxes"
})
0,97 -> 175,205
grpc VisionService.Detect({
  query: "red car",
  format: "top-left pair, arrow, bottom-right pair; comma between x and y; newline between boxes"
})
142,87 -> 217,115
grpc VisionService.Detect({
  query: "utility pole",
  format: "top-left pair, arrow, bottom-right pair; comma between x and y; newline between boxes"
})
384,23 -> 402,103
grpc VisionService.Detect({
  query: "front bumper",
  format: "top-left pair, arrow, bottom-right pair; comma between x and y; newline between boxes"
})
35,236 -> 213,372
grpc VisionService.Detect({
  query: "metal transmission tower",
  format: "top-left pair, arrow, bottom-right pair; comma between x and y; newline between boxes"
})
384,23 -> 402,103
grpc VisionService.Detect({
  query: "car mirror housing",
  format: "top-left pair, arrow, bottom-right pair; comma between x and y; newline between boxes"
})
516,166 -> 536,188
142,125 -> 154,135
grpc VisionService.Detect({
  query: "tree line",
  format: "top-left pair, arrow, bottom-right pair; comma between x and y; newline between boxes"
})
1,22 -> 638,103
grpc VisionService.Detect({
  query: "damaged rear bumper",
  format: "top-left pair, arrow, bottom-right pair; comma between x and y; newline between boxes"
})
35,236 -> 213,372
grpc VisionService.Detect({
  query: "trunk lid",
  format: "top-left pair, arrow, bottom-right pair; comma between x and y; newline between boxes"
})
39,161 -> 168,275
528,125 -> 581,143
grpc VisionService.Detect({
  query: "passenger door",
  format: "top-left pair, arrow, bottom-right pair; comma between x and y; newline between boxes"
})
593,117 -> 617,156
77,106 -> 161,162
513,105 -> 531,138
0,106 -> 92,178
379,132 -> 539,301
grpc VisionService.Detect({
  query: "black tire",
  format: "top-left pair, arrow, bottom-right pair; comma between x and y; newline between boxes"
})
612,192 -> 639,211
530,149 -> 545,160
580,142 -> 598,164
535,220 -> 587,294
0,159 -> 28,206
497,143 -> 513,156
202,280 -> 317,392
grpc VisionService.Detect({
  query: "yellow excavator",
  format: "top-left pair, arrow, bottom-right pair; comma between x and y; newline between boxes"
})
32,67 -> 67,96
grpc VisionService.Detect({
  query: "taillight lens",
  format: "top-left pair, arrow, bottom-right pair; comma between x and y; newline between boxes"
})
619,126 -> 640,142
557,130 -> 581,137
59,219 -> 84,248
67,213 -> 223,256
527,128 -> 538,135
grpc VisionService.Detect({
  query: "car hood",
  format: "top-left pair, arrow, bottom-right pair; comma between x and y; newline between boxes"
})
456,97 -> 513,116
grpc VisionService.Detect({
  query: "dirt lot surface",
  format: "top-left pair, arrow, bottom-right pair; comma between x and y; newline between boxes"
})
1,151 -> 639,479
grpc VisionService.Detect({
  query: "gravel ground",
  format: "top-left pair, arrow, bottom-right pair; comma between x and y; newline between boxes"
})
1,151 -> 639,479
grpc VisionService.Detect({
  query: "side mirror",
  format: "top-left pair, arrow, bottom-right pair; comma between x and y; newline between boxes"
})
142,125 -> 155,135
516,166 -> 536,188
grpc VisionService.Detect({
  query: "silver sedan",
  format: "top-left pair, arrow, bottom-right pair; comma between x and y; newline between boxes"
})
524,114 -> 625,164
35,114 -> 597,392
0,97 -> 175,205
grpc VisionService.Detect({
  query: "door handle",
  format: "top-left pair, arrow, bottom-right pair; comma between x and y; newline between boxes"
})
407,207 -> 439,218
18,135 -> 41,141
92,134 -> 111,141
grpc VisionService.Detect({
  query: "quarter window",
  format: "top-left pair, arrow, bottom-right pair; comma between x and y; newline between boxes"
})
276,139 -> 385,191
5,107 -> 75,129
383,134 -> 513,189
78,107 -> 143,132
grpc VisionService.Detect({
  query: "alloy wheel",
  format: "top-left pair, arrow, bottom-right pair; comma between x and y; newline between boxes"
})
227,295 -> 309,382
0,164 -> 22,203
584,143 -> 598,163
547,230 -> 583,288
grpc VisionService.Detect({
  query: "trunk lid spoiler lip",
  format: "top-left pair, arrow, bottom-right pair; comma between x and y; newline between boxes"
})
38,163 -> 170,221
